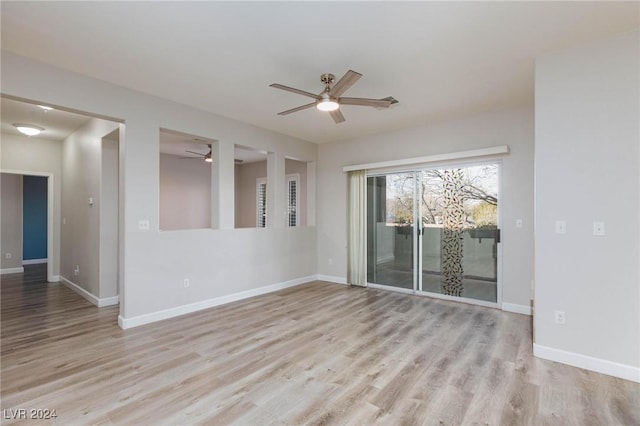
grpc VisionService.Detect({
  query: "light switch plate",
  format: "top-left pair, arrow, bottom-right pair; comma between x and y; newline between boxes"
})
516,219 -> 523,228
555,220 -> 567,234
593,221 -> 605,236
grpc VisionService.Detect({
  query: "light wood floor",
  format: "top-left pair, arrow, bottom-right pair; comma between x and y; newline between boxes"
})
2,265 -> 639,425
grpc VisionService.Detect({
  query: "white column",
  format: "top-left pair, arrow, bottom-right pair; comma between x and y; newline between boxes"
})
306,161 -> 316,227
212,140 -> 235,229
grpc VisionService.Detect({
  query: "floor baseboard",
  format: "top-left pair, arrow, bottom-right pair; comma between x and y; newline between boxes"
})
60,276 -> 119,307
119,275 -> 317,329
316,275 -> 348,285
533,343 -> 639,383
502,302 -> 532,316
1,267 -> 24,275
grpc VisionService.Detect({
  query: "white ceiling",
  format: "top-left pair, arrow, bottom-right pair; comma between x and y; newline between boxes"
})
0,97 -> 266,163
1,2 -> 638,144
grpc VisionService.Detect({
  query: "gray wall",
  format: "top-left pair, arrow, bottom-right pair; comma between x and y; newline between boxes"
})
61,118 -> 119,298
0,133 -> 62,277
534,31 -> 639,369
100,135 -> 119,298
317,106 -> 534,308
159,153 -> 211,230
2,51 -> 318,321
1,173 -> 23,270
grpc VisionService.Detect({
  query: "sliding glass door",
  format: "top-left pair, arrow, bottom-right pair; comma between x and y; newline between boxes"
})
367,163 -> 500,304
367,173 -> 416,290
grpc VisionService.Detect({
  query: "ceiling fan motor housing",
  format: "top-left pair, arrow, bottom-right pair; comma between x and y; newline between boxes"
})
320,73 -> 335,86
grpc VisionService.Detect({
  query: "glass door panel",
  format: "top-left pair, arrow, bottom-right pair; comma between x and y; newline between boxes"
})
366,163 -> 500,304
418,164 -> 499,302
367,173 -> 416,289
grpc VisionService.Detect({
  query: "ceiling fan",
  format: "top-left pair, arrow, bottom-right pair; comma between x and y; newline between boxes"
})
182,145 -> 243,164
184,144 -> 213,162
270,70 -> 398,123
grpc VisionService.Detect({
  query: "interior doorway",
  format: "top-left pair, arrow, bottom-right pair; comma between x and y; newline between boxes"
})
0,171 -> 55,282
367,162 -> 501,305
22,175 -> 48,265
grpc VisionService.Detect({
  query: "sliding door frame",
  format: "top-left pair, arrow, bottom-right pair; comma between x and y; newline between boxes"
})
366,158 -> 503,309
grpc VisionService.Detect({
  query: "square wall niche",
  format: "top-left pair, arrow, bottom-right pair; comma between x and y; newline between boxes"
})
159,128 -> 216,231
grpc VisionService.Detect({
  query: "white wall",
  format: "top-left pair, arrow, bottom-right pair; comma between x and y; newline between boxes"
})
534,31 -> 639,376
317,106 -> 534,307
0,173 -> 23,270
0,133 -> 62,276
61,117 -> 119,297
1,51 -> 318,323
159,153 -> 211,230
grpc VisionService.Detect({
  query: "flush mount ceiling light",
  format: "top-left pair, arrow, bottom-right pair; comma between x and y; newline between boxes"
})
13,123 -> 44,136
38,105 -> 53,111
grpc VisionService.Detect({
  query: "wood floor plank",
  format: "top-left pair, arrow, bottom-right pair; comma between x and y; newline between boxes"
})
2,264 -> 639,425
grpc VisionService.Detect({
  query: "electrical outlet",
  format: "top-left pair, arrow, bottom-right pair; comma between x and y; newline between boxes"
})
183,278 -> 190,288
74,265 -> 80,276
138,220 -> 150,231
554,310 -> 566,325
5,253 -> 11,259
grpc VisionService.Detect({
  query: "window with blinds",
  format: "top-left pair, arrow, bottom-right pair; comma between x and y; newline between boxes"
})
287,174 -> 299,227
256,178 -> 267,228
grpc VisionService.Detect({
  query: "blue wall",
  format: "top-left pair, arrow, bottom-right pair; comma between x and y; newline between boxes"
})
23,175 -> 47,261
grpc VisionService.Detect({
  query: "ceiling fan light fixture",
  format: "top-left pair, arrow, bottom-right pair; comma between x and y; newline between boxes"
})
13,123 -> 44,136
271,70 -> 394,123
316,97 -> 339,112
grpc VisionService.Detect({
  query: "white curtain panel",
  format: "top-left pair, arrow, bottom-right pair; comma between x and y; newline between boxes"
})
347,170 -> 367,287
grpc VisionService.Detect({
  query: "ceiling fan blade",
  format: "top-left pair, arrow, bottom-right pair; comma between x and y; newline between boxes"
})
380,96 -> 399,105
339,97 -> 392,108
185,150 -> 205,156
277,102 -> 316,116
329,109 -> 346,124
329,70 -> 362,97
270,84 -> 321,100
